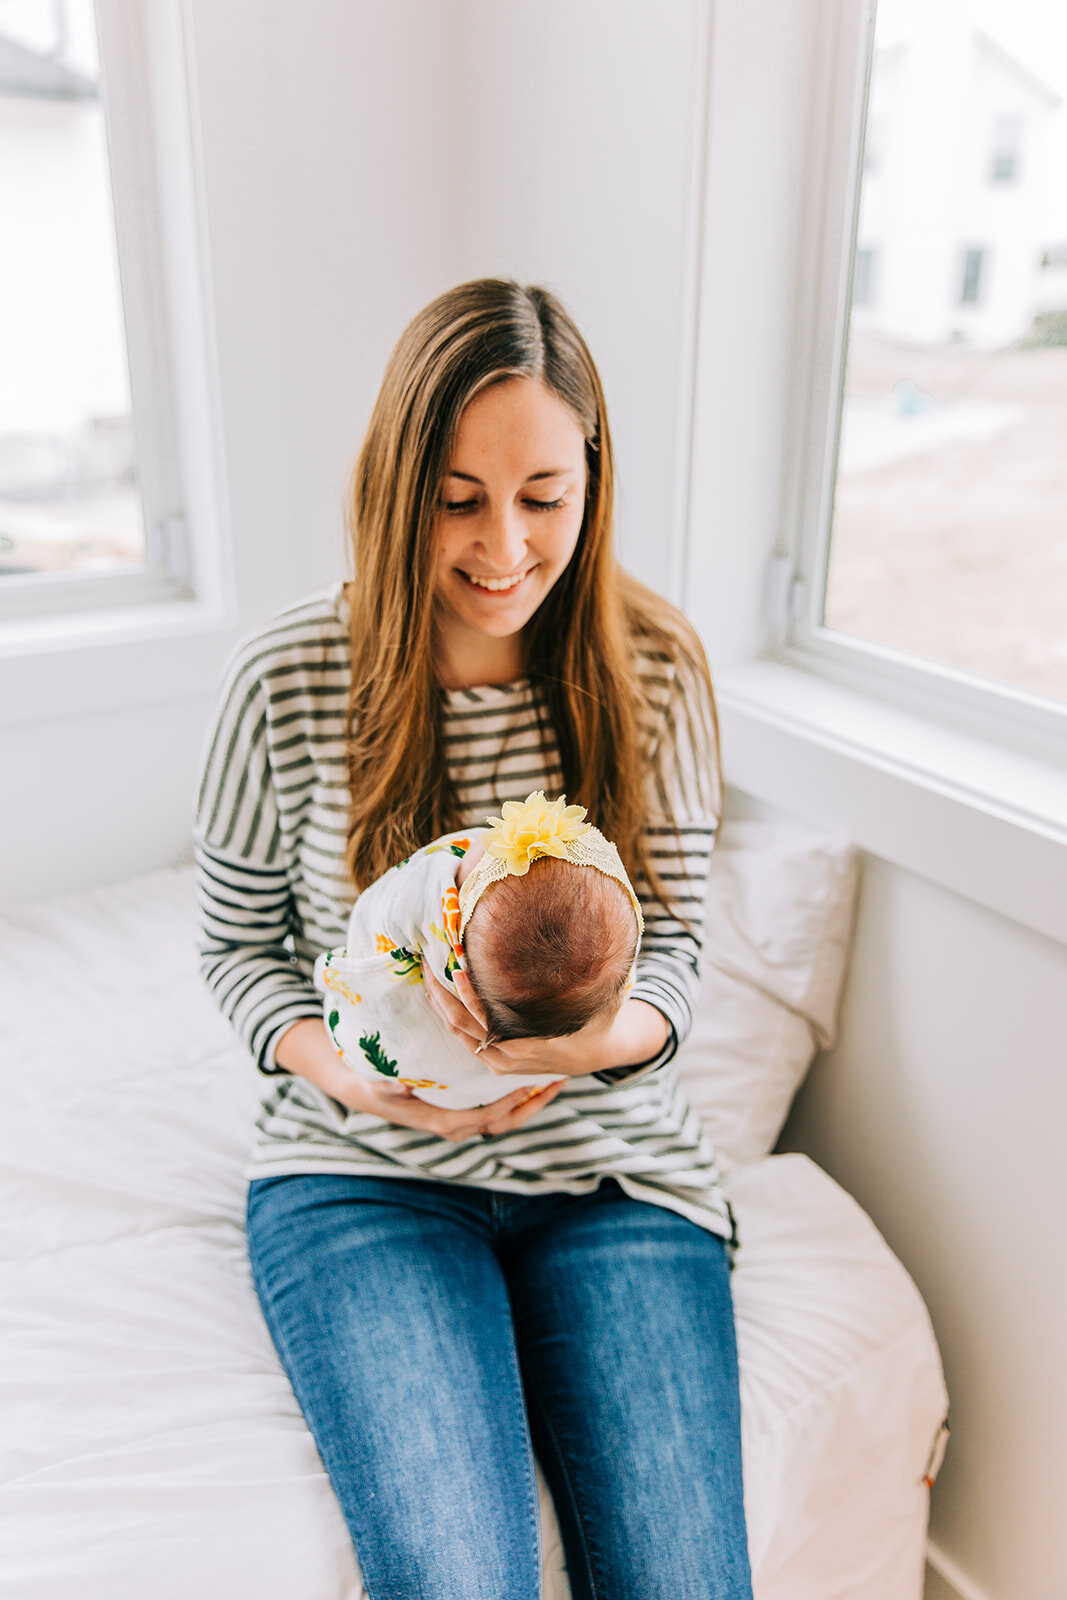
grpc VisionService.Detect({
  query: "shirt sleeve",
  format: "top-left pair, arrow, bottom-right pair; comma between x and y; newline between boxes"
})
592,657 -> 720,1087
193,640 -> 323,1074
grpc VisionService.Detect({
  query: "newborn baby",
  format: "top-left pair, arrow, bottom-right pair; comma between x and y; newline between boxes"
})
313,792 -> 643,1109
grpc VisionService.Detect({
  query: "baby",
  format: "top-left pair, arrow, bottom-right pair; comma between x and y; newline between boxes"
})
314,792 -> 643,1109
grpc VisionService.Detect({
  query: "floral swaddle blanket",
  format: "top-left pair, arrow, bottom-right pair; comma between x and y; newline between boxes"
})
313,830 -> 561,1109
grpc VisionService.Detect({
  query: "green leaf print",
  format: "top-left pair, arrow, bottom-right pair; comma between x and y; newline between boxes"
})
359,1031 -> 399,1077
388,945 -> 423,982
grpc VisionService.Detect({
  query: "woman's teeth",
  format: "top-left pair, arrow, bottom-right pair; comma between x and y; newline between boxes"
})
465,571 -> 526,592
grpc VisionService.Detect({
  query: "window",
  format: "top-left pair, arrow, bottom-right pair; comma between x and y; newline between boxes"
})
958,246 -> 985,304
988,112 -> 1023,183
0,0 -> 194,622
0,1 -> 145,582
794,0 -> 1067,718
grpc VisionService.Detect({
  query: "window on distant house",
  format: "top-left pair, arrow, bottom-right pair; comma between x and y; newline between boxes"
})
988,112 -> 1023,183
852,247 -> 877,307
798,1 -> 1067,714
0,0 -> 190,616
959,247 -> 985,304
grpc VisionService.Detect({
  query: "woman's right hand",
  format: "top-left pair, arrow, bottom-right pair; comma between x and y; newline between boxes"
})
272,1017 -> 566,1143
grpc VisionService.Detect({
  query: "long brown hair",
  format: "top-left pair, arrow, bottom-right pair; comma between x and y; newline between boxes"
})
343,278 -> 720,905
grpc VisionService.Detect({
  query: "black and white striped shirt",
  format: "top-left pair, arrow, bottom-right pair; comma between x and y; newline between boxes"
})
194,584 -> 733,1243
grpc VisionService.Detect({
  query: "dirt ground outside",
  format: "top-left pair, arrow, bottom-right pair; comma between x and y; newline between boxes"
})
824,334 -> 1067,706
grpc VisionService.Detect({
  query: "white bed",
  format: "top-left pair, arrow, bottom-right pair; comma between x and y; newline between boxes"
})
0,825 -> 948,1598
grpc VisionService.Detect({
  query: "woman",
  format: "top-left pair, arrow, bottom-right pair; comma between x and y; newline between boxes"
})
195,279 -> 752,1599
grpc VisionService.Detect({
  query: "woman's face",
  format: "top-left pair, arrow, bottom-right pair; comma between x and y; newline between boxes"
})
431,378 -> 588,674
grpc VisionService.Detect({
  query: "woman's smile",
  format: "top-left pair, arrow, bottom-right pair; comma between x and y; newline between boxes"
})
459,565 -> 537,593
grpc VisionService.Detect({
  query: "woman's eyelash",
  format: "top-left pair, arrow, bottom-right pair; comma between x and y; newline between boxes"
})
442,497 -> 566,514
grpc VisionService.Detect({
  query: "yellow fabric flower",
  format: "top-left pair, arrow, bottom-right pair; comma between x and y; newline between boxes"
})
483,791 -> 591,876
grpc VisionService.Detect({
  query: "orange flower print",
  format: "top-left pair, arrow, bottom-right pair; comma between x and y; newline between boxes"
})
425,835 -> 472,859
441,886 -> 464,962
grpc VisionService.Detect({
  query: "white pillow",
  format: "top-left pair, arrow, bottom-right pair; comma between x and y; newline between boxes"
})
675,821 -> 858,1169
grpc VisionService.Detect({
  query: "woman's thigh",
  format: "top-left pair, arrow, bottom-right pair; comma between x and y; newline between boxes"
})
245,1174 -> 541,1600
503,1181 -> 753,1600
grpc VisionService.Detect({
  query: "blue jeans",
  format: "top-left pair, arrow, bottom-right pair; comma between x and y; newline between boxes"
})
246,1173 -> 752,1600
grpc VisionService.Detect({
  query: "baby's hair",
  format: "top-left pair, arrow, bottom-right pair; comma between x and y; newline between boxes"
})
462,857 -> 639,1043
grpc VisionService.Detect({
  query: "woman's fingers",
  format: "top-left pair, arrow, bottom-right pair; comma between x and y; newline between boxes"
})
361,1076 -> 565,1143
468,1079 -> 566,1139
423,968 -> 488,1053
450,968 -> 488,1028
484,1078 -> 567,1131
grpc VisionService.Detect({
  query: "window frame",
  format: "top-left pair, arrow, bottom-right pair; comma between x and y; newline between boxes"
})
0,0 -> 224,630
773,0 -> 1067,770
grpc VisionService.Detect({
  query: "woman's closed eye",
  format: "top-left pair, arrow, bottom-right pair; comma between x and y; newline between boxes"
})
442,496 -> 567,515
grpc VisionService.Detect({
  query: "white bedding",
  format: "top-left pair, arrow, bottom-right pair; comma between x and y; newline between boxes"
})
0,866 -> 947,1599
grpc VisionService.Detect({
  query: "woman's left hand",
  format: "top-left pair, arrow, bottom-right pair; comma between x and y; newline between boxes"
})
422,967 -> 670,1078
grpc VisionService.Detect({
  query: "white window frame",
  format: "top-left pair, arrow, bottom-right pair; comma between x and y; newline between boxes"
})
0,0 -> 234,722
777,0 -> 1067,761
687,0 -> 1067,948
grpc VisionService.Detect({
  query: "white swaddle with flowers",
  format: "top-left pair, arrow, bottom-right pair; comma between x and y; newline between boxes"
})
315,793 -> 645,1110
313,828 -> 562,1110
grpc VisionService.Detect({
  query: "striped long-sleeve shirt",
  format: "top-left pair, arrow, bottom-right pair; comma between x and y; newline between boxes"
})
194,583 -> 734,1243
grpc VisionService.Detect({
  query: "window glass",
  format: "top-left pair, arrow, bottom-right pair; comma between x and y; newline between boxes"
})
823,0 -> 1067,706
0,0 -> 145,581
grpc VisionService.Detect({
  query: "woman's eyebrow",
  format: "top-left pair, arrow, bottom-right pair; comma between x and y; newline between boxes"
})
446,468 -> 573,485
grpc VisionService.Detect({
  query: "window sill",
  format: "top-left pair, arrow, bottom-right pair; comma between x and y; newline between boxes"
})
715,658 -> 1067,947
0,592 -> 234,728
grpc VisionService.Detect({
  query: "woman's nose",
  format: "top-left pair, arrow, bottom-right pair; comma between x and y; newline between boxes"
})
478,506 -> 528,572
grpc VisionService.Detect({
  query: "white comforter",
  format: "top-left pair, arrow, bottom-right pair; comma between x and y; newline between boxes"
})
0,868 -> 947,1599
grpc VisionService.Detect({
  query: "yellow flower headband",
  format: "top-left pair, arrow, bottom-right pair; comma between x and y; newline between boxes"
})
457,791 -> 645,939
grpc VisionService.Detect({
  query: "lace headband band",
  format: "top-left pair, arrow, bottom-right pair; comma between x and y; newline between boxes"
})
457,791 -> 644,940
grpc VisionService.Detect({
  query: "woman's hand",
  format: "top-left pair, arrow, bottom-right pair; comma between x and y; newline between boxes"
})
273,1017 -> 566,1143
423,968 -> 671,1078
343,1072 -> 567,1143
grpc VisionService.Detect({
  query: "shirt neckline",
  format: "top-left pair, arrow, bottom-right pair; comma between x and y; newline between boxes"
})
440,678 -> 533,705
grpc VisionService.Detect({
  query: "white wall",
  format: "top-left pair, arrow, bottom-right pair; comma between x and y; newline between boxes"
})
447,0 -> 704,590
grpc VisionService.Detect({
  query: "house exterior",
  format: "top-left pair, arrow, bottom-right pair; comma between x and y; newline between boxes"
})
852,1 -> 1061,349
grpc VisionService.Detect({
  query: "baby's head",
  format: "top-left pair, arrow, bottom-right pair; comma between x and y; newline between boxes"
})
462,856 -> 639,1044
